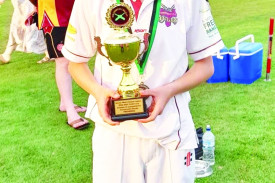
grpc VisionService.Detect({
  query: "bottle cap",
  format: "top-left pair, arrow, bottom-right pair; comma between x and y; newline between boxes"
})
206,125 -> 211,131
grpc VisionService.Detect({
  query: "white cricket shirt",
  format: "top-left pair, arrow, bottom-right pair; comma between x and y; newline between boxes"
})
62,0 -> 224,150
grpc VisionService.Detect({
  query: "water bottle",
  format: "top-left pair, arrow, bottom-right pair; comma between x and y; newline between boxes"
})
202,125 -> 215,165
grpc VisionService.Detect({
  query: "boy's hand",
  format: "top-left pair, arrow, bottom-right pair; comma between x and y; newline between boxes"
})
95,86 -> 121,126
137,86 -> 172,123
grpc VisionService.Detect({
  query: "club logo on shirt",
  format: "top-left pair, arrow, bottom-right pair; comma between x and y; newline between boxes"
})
159,4 -> 178,27
106,3 -> 134,29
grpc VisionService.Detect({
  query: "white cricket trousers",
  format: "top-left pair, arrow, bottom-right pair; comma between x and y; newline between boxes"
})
92,124 -> 195,183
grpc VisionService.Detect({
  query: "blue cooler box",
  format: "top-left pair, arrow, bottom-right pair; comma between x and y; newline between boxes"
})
207,47 -> 229,83
229,35 -> 263,84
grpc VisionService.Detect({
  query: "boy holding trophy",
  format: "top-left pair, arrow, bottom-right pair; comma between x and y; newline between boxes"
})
62,0 -> 224,182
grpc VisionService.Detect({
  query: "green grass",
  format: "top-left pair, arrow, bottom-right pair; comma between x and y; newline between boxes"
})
193,0 -> 275,182
0,0 -> 275,182
0,2 -> 93,183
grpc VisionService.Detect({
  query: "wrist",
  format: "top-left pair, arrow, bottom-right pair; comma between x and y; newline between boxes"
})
162,82 -> 182,98
90,83 -> 105,98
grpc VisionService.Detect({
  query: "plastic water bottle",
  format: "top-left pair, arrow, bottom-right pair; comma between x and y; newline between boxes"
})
203,125 -> 215,166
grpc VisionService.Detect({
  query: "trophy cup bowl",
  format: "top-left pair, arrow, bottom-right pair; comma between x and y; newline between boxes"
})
105,38 -> 140,66
94,32 -> 149,121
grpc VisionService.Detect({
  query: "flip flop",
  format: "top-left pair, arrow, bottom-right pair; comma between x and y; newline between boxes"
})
59,106 -> 87,113
37,56 -> 54,64
67,118 -> 90,130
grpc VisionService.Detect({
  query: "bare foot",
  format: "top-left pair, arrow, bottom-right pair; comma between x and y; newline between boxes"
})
0,54 -> 10,64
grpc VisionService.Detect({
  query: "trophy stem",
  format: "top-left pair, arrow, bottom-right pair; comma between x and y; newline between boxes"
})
118,65 -> 140,99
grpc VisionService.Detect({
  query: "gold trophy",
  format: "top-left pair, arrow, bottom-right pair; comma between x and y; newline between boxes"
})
94,3 -> 149,121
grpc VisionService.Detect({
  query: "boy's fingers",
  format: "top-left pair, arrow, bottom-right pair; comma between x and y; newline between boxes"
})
139,89 -> 152,97
101,112 -> 120,126
137,106 -> 160,123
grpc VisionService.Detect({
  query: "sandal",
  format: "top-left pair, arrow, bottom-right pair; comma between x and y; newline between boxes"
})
67,118 -> 90,130
59,106 -> 87,113
37,56 -> 54,64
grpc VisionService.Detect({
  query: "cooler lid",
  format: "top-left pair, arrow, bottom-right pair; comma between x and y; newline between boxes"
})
229,42 -> 263,55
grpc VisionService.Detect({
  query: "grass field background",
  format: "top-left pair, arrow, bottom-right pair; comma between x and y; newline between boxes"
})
0,0 -> 274,182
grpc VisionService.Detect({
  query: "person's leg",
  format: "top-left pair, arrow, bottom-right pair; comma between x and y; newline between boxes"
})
43,26 -> 88,129
92,125 -> 145,183
93,124 -> 195,183
55,57 -> 88,128
0,31 -> 17,63
146,147 -> 196,183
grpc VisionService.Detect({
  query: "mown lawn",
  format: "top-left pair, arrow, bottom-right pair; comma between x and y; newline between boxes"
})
0,0 -> 274,182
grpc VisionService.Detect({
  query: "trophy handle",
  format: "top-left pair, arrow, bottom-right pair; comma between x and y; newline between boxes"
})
94,36 -> 112,65
138,33 -> 150,61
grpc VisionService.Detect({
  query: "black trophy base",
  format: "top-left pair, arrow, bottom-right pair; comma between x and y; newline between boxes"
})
110,97 -> 149,121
